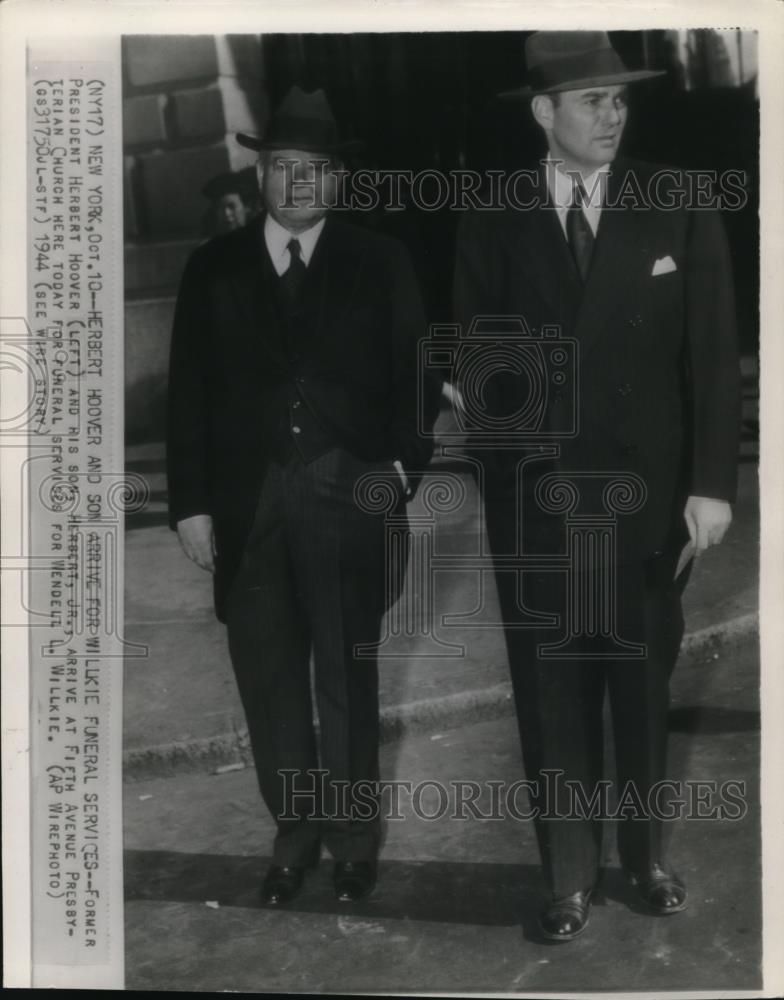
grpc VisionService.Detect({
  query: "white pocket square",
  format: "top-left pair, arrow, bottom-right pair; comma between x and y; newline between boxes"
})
652,255 -> 677,276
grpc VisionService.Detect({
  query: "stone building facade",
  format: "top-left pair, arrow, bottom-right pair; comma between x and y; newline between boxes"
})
123,34 -> 265,440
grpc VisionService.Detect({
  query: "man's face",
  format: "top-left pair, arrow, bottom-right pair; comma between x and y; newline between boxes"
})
258,148 -> 340,233
214,193 -> 248,233
534,85 -> 629,173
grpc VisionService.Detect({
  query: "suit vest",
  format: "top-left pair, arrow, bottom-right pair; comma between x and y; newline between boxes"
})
261,237 -> 336,463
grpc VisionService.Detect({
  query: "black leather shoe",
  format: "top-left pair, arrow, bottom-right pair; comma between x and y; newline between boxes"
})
261,865 -> 307,905
538,888 -> 595,942
333,861 -> 377,902
626,863 -> 686,914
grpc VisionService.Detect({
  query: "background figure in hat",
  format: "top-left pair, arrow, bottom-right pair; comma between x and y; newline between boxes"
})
454,32 -> 739,941
168,86 -> 441,906
201,167 -> 259,235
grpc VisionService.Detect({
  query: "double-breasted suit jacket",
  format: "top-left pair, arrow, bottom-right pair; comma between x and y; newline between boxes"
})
454,158 -> 740,560
454,157 -> 742,892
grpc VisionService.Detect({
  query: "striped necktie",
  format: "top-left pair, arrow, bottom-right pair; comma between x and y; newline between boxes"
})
566,178 -> 595,282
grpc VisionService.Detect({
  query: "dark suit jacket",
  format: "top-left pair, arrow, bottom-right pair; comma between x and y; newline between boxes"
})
454,158 -> 740,561
167,213 -> 440,619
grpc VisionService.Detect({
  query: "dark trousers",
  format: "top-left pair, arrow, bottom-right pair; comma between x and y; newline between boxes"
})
485,499 -> 689,896
225,447 -> 406,866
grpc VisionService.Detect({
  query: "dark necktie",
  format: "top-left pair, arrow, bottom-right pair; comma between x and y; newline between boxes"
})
566,179 -> 595,282
280,237 -> 306,304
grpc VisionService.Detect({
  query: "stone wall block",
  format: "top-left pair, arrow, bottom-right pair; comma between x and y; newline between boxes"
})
123,93 -> 168,147
170,84 -> 225,141
138,145 -> 232,238
125,240 -> 200,295
124,35 -> 218,89
124,155 -> 140,238
125,296 -> 176,441
172,77 -> 266,144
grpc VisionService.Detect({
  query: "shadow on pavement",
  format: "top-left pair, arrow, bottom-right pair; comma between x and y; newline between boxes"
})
668,705 -> 760,733
125,849 -> 547,926
125,846 -> 699,932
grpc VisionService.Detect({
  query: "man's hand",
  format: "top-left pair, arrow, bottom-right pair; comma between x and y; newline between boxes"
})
442,380 -> 465,413
392,459 -> 411,496
177,514 -> 216,573
683,496 -> 732,553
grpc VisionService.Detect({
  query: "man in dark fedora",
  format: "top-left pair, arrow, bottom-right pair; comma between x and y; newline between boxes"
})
168,86 -> 441,905
454,32 -> 740,940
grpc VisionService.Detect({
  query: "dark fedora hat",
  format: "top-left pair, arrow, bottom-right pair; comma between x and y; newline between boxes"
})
236,85 -> 363,154
500,31 -> 665,98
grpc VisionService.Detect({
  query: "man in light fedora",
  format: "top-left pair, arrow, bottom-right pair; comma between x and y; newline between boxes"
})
168,86 -> 441,905
454,32 -> 740,940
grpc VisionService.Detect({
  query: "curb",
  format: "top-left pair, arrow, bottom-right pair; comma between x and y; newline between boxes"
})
123,611 -> 758,782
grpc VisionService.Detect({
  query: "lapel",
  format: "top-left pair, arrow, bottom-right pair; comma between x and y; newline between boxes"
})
228,216 -> 289,370
307,216 -> 366,353
508,164 -> 583,327
507,161 -> 649,361
573,159 -> 646,360
228,214 -> 367,370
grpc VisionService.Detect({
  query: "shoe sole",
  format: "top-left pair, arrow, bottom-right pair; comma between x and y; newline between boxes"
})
335,881 -> 376,903
262,886 -> 303,906
642,897 -> 687,915
538,920 -> 589,942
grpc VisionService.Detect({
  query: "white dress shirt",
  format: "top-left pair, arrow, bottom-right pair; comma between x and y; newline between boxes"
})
545,157 -> 610,238
263,213 -> 326,275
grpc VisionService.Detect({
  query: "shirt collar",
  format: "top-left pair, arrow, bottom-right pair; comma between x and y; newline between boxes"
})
263,212 -> 326,268
545,155 -> 610,211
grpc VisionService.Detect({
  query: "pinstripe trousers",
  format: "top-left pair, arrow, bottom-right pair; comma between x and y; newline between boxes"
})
485,499 -> 690,896
225,447 -> 407,867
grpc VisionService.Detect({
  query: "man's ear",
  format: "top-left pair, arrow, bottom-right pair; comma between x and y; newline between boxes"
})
531,94 -> 555,131
255,157 -> 265,191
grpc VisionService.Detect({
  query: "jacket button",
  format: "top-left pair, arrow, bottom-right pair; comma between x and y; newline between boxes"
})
292,426 -> 301,435
628,314 -> 643,328
623,443 -> 638,455
292,400 -> 301,409
617,383 -> 632,396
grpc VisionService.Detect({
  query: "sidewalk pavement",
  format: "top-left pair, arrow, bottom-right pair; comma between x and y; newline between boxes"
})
123,628 -> 760,992
124,403 -> 759,780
